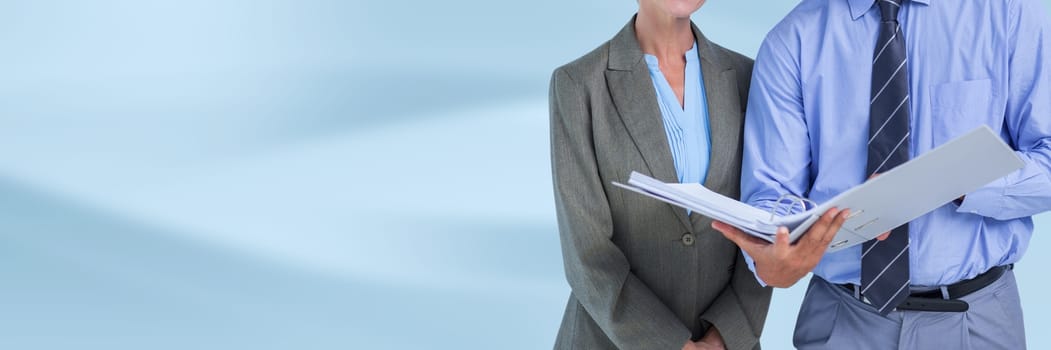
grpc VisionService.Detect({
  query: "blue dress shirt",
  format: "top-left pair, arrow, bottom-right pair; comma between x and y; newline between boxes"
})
644,43 -> 711,185
742,0 -> 1051,287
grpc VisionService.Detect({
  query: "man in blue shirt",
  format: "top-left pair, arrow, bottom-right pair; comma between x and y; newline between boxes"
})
712,0 -> 1051,348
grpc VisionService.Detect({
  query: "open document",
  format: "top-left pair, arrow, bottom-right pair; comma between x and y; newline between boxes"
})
613,126 -> 1025,252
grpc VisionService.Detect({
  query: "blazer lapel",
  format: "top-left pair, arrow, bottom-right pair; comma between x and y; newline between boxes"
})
606,18 -> 692,230
694,24 -> 743,197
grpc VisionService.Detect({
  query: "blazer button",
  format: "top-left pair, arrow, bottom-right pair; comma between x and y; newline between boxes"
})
681,232 -> 695,246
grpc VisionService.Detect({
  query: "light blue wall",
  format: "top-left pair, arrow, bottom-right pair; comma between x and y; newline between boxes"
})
0,1 -> 1048,349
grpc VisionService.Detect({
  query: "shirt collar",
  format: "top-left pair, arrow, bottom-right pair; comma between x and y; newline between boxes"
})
848,0 -> 930,21
643,42 -> 700,71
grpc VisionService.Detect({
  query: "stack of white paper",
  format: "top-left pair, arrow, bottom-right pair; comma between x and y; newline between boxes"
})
614,173 -> 815,239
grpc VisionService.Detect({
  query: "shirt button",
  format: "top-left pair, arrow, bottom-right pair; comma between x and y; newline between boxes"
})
682,233 -> 695,246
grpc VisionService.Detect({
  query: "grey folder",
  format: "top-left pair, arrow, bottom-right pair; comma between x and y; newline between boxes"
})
614,126 -> 1025,252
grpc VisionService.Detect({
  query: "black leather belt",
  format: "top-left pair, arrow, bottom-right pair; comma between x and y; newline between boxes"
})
838,264 -> 1012,313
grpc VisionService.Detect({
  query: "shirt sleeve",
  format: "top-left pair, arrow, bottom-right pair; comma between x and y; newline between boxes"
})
738,28 -> 814,286
956,0 -> 1051,220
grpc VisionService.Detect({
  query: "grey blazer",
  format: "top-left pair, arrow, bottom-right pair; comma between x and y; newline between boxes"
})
549,18 -> 771,350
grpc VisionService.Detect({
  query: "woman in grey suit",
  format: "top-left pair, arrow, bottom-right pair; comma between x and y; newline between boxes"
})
549,1 -> 846,349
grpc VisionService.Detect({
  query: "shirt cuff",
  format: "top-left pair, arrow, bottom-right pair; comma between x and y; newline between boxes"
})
955,177 -> 1008,218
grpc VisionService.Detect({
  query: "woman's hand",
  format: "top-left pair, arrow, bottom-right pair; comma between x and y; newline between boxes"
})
682,327 -> 726,350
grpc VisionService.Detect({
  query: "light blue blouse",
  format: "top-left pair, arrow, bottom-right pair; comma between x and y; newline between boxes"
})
644,42 -> 711,186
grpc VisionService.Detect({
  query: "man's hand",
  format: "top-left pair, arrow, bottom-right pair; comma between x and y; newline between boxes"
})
875,231 -> 891,241
712,207 -> 851,288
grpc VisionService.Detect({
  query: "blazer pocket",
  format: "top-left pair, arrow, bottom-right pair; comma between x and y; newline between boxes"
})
929,79 -> 997,147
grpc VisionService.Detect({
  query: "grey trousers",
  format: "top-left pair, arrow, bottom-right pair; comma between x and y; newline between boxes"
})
793,270 -> 1025,349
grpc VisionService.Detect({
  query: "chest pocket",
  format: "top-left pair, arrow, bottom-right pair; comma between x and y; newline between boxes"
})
929,79 -> 999,147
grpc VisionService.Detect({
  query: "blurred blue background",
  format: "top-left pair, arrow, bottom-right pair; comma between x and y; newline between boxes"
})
1,0 -> 1048,349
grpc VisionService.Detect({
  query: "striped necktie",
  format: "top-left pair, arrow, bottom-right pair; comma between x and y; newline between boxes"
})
861,0 -> 912,315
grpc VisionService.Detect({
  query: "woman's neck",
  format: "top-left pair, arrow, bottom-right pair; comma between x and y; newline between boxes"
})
634,10 -> 695,62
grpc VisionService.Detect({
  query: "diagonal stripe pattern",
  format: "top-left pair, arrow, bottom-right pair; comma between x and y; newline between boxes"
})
861,0 -> 912,315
